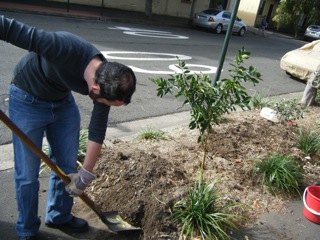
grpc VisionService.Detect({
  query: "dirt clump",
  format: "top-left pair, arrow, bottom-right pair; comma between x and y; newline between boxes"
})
72,108 -> 320,240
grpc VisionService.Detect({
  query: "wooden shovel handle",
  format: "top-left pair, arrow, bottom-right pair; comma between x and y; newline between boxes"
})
0,109 -> 101,215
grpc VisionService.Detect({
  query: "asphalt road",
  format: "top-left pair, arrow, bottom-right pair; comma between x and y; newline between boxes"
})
0,12 -> 308,144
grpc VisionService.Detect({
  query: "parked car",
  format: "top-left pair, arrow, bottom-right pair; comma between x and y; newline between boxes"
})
280,40 -> 320,81
192,9 -> 247,36
304,25 -> 320,40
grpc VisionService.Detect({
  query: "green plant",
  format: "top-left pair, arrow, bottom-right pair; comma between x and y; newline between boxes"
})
40,129 -> 88,174
269,98 -> 305,124
296,128 -> 320,156
316,88 -> 320,104
137,125 -> 167,141
253,153 -> 303,196
151,47 -> 262,168
249,90 -> 271,110
78,128 -> 89,161
171,171 -> 242,240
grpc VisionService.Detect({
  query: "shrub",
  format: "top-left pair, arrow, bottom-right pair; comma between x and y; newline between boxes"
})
253,153 -> 303,196
296,128 -> 320,156
151,47 -> 262,168
269,98 -> 305,124
171,172 -> 243,240
137,126 -> 167,141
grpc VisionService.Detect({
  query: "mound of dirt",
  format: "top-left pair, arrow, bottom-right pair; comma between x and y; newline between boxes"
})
71,108 -> 320,240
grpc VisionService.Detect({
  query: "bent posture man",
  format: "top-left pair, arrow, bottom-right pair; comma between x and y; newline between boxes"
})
0,15 -> 136,240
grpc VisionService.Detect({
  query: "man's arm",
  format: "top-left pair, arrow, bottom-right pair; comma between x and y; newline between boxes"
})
82,140 -> 103,172
65,140 -> 102,197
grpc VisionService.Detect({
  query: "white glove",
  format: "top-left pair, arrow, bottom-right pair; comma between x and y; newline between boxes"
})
65,167 -> 95,197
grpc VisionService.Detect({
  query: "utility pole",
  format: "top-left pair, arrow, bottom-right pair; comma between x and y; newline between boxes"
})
212,0 -> 241,86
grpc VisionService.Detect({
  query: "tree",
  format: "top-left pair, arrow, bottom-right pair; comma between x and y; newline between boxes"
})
151,48 -> 262,169
301,64 -> 320,107
273,0 -> 320,38
145,0 -> 153,19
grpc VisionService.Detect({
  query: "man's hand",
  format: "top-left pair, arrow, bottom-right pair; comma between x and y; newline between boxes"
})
65,167 -> 95,197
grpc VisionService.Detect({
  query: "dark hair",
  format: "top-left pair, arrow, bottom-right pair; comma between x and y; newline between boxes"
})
95,61 -> 136,105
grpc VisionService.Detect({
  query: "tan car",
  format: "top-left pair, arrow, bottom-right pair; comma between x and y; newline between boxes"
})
280,40 -> 320,81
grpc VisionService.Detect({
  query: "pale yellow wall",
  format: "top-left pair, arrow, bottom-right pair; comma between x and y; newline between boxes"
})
237,0 -> 261,26
48,0 -> 211,18
47,0 -> 276,26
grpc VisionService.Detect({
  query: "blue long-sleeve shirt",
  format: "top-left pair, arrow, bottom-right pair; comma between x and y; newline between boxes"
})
0,16 -> 110,144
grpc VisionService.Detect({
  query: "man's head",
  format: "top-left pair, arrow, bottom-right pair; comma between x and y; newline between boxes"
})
90,61 -> 136,105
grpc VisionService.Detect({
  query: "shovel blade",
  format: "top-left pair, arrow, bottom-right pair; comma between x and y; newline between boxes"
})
100,211 -> 141,232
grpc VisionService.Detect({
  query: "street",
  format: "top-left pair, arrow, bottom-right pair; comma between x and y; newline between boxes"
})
0,12 -> 307,144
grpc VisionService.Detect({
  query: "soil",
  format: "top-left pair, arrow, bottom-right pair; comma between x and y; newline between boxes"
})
71,107 -> 320,240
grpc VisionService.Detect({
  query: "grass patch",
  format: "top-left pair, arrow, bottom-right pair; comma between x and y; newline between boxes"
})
171,171 -> 243,240
249,90 -> 271,110
137,126 -> 167,141
296,128 -> 320,156
253,153 -> 303,196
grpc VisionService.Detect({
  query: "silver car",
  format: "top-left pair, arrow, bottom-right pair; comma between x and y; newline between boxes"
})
192,9 -> 247,36
304,25 -> 320,40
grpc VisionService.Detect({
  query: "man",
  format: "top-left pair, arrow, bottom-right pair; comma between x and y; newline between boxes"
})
217,1 -> 223,10
0,15 -> 136,240
259,15 -> 268,37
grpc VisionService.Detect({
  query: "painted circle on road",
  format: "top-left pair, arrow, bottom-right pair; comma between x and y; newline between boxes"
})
101,51 -> 216,74
102,51 -> 192,61
109,26 -> 189,39
130,64 -> 217,74
169,64 -> 217,74
123,31 -> 189,39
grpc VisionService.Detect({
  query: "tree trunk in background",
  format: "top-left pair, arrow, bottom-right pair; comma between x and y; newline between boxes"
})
301,65 -> 320,107
145,0 -> 153,19
189,0 -> 197,25
209,0 -> 215,8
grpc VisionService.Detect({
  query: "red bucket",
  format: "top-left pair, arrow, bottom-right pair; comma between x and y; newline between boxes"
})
303,186 -> 320,224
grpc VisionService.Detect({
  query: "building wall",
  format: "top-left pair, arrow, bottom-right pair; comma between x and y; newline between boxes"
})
236,0 -> 261,26
47,0 -> 279,27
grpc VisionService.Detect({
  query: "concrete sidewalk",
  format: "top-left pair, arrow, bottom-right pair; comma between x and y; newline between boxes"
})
0,0 -> 293,38
0,111 -> 191,171
0,0 -> 191,29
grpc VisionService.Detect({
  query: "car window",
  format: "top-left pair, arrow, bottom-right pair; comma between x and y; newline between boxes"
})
222,12 -> 231,19
311,25 -> 320,30
203,9 -> 221,15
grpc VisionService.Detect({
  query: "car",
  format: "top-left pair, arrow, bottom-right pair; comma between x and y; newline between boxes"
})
304,25 -> 320,40
192,9 -> 247,36
280,40 -> 320,81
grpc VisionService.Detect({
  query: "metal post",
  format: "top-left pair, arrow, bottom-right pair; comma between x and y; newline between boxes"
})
67,0 -> 70,12
212,0 -> 241,86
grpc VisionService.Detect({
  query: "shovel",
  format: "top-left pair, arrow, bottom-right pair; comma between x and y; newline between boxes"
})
0,109 -> 141,233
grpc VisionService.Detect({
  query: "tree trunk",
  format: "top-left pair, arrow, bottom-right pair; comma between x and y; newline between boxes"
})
145,0 -> 153,19
301,64 -> 320,107
188,0 -> 197,25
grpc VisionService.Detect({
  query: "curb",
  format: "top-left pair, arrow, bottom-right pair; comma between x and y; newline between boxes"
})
0,110 -> 191,171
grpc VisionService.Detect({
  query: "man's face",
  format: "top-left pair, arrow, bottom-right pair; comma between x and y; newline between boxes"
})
89,89 -> 124,106
96,98 -> 125,106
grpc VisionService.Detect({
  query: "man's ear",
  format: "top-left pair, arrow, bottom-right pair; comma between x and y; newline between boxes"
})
91,84 -> 100,94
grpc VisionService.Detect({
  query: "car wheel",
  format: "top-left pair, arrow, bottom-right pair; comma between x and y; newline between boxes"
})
215,24 -> 223,34
238,27 -> 246,36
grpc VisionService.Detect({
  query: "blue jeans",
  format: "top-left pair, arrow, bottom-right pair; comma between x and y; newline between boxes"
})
9,83 -> 80,237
